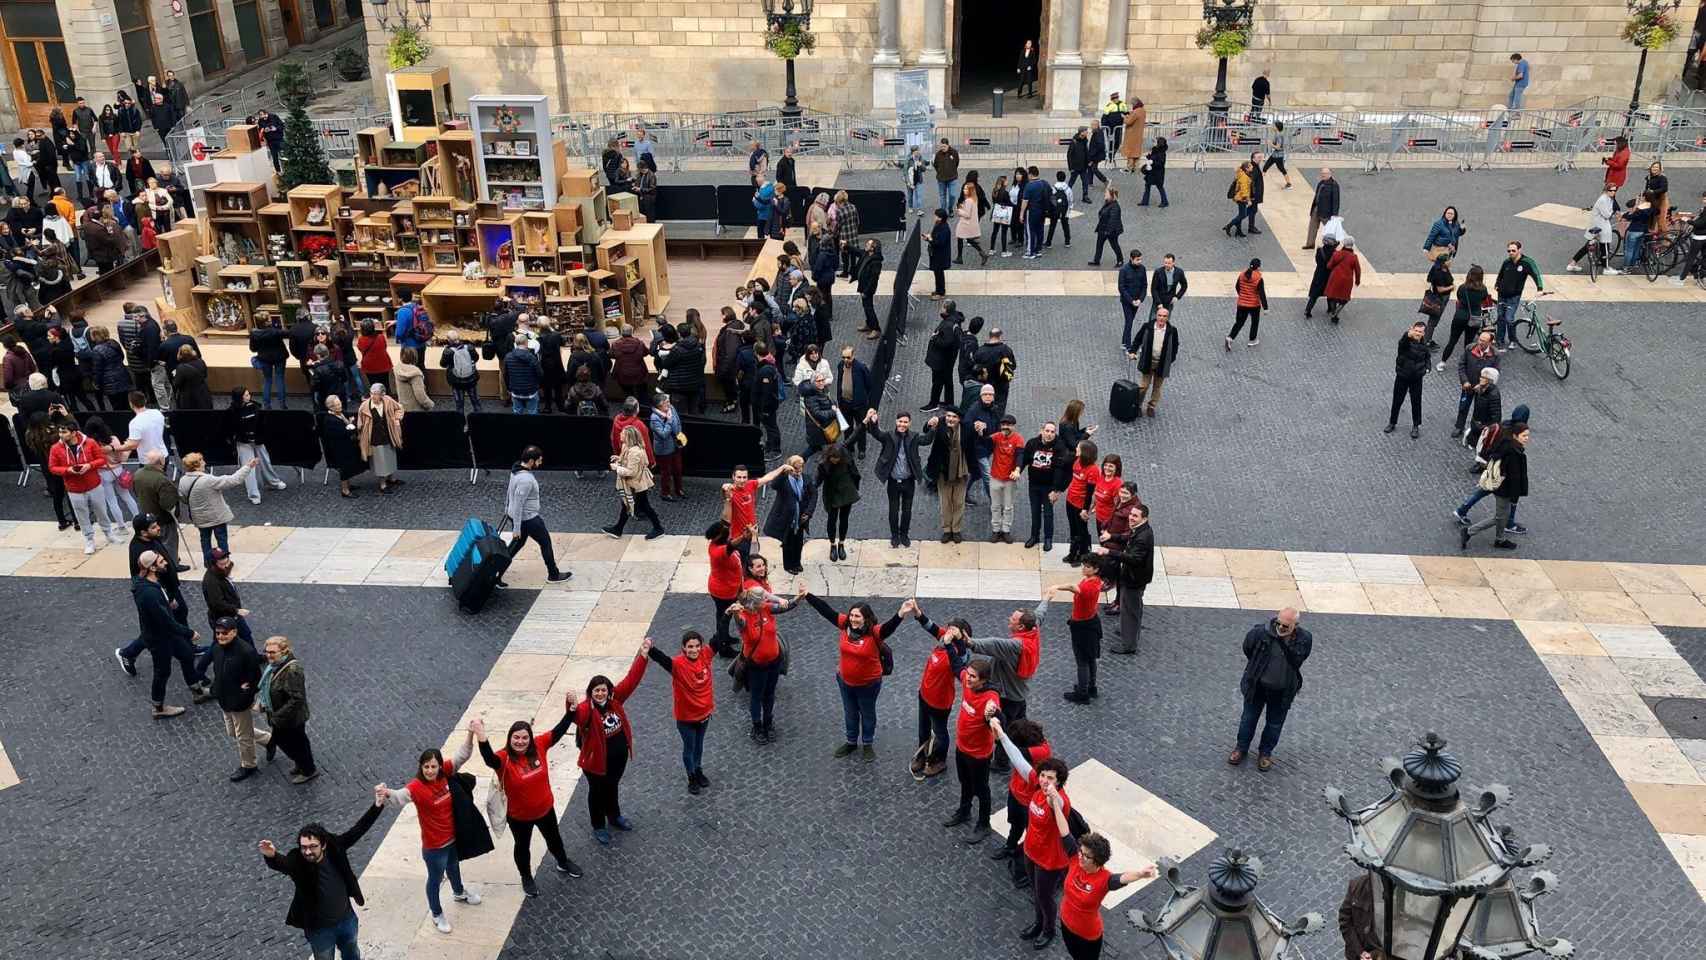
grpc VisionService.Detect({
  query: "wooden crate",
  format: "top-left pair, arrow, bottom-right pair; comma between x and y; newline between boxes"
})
156,230 -> 201,271
287,184 -> 342,230
157,267 -> 195,311
225,124 -> 262,154
206,182 -> 270,219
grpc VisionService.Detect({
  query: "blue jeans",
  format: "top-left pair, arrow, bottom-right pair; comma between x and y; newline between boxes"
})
1235,686 -> 1291,757
1508,84 -> 1526,111
251,357 -> 287,408
1139,182 -> 1169,206
748,658 -> 780,727
199,524 -> 229,567
1458,488 -> 1519,526
1495,295 -> 1521,347
677,718 -> 708,775
304,911 -> 361,960
837,675 -> 882,745
422,843 -> 464,916
908,181 -> 925,212
1622,230 -> 1645,267
510,393 -> 539,414
937,179 -> 959,216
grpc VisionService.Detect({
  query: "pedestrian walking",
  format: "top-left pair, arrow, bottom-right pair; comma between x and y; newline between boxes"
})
1223,160 -> 1254,238
1147,254 -> 1187,323
1323,237 -> 1362,324
380,733 -> 484,933
1303,236 -> 1339,318
648,394 -> 685,501
1087,187 -> 1123,266
1115,250 -> 1147,352
1263,120 -> 1293,188
1386,320 -> 1431,438
603,426 -> 666,540
1303,167 -> 1340,250
933,139 -> 961,216
259,635 -> 316,782
503,445 -> 573,584
1460,422 -> 1530,552
799,589 -> 908,759
857,238 -> 885,338
201,547 -> 253,645
132,549 -> 208,718
1453,403 -> 1528,534
922,407 -> 980,543
1420,251 -> 1455,347
1229,608 -> 1312,772
1439,262 -> 1489,368
954,182 -> 990,266
257,789 -> 386,960
1225,258 -> 1269,349
208,616 -> 268,782
1452,331 -> 1500,438
1602,134 -> 1631,191
1423,206 -> 1466,263
470,713 -> 584,896
1130,308 -> 1180,417
928,208 -> 952,298
1137,137 -> 1169,207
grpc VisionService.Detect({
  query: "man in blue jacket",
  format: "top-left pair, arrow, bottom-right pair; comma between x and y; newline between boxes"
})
1018,166 -> 1051,259
133,549 -> 207,718
833,345 -> 873,458
393,294 -> 430,356
1116,250 -> 1148,351
1230,608 -> 1312,773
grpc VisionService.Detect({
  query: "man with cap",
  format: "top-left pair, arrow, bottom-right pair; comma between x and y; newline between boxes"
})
209,615 -> 270,781
116,513 -> 197,678
202,548 -> 253,649
132,549 -> 209,718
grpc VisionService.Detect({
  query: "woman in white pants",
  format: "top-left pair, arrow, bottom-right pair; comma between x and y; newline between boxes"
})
83,416 -> 139,522
223,387 -> 288,504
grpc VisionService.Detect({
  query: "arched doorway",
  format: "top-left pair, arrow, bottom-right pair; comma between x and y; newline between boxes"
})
952,0 -> 1047,114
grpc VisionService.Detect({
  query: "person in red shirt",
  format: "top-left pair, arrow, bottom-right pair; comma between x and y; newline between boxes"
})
721,461 -> 790,566
907,614 -> 971,780
355,320 -> 394,396
48,420 -> 123,553
989,717 -> 1051,888
569,639 -> 653,845
705,520 -> 746,657
987,414 -> 1027,543
990,710 -> 1075,948
471,713 -> 584,897
380,730 -> 481,933
799,586 -> 908,759
1052,558 -> 1105,704
727,578 -> 799,743
1063,440 -> 1099,564
646,630 -> 717,793
1090,454 -> 1123,537
942,658 -> 1002,842
1051,813 -> 1157,959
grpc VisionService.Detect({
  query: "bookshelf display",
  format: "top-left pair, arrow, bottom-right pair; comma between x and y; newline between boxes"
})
468,95 -> 556,212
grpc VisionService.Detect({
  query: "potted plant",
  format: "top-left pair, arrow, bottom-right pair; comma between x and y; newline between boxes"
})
333,45 -> 368,82
387,25 -> 432,70
299,234 -> 338,263
765,21 -> 816,59
1621,1 -> 1680,51
1194,23 -> 1251,59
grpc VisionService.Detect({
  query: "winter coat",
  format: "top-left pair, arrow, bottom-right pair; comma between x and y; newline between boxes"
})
1088,127 -> 1108,164
177,465 -> 253,529
1310,177 -> 1341,218
856,250 -> 884,297
1143,146 -> 1167,186
1133,321 -> 1180,379
658,335 -> 707,393
1323,249 -> 1361,301
502,347 -> 542,396
1458,343 -> 1499,389
393,363 -> 433,412
356,395 -> 405,457
170,358 -> 212,409
954,197 -> 981,240
1066,137 -> 1089,173
1230,167 -> 1253,203
612,443 -> 654,494
924,314 -> 961,372
1095,199 -> 1123,238
1239,620 -> 1313,708
1120,106 -> 1147,160
763,470 -> 820,540
714,323 -> 745,378
1423,216 -> 1465,252
1488,434 -> 1529,500
1394,334 -> 1431,382
921,418 -> 982,483
264,804 -> 381,931
1307,240 -> 1339,299
928,221 -> 952,272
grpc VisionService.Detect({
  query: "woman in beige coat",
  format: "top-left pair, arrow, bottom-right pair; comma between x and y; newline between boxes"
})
355,383 -> 406,494
1120,98 -> 1148,172
601,425 -> 665,539
394,347 -> 435,413
953,182 -> 990,266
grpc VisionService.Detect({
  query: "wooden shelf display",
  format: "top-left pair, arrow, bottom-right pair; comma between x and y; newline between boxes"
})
387,66 -> 454,143
468,95 -> 556,212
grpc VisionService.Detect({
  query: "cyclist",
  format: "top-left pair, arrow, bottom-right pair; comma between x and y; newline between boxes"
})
1492,243 -> 1543,353
1564,185 -> 1620,278
1675,190 -> 1706,286
1618,191 -> 1656,271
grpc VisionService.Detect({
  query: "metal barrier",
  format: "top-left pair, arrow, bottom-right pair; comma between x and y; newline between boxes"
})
167,111 -> 389,167
1361,112 -> 1481,171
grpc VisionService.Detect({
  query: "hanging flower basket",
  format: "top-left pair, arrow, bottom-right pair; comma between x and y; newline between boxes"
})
765,22 -> 817,59
1195,25 -> 1250,59
1621,10 -> 1679,51
387,26 -> 433,70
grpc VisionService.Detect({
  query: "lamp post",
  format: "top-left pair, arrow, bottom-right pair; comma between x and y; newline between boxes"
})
1324,732 -> 1568,960
368,0 -> 432,32
1131,847 -> 1324,959
1622,0 -> 1684,127
1202,0 -> 1256,121
763,0 -> 815,120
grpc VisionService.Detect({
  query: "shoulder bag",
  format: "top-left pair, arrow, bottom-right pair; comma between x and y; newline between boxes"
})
1477,457 -> 1504,492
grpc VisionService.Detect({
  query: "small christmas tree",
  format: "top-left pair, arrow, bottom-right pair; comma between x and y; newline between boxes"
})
275,62 -> 333,190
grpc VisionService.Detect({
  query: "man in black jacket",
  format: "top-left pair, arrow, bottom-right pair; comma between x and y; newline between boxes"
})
1131,308 -> 1180,418
1116,250 -> 1147,352
255,110 -> 286,171
856,238 -> 884,339
1303,167 -> 1340,250
117,513 -> 196,677
1245,151 -> 1266,235
972,327 -> 1017,416
834,346 -> 873,458
864,408 -> 927,547
749,342 -> 783,455
923,300 -> 962,411
1230,608 -> 1313,772
1066,128 -> 1091,203
133,549 -> 206,718
921,408 -> 980,543
1108,502 -> 1154,654
202,547 -> 252,645
209,616 -> 268,781
1019,421 -> 1069,551
287,315 -> 318,383
259,789 -> 387,958
116,301 -> 159,400
1147,254 -> 1187,324
249,316 -> 290,408
658,323 -> 706,414
1386,320 -> 1431,438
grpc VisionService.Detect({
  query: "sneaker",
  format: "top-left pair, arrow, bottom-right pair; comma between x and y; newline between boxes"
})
115,648 -> 137,677
190,682 -> 214,704
601,525 -> 622,539
612,816 -> 633,832
645,528 -> 664,540
249,496 -> 262,505
1565,263 -> 1581,273
453,889 -> 482,905
1452,509 -> 1470,526
833,742 -> 858,758
229,766 -> 258,782
1000,251 -> 1012,258
83,541 -> 96,555
151,704 -> 186,719
556,858 -> 583,878
523,878 -> 540,898
1493,539 -> 1518,550
546,570 -> 573,583
268,480 -> 287,490
1435,361 -> 1446,372
861,744 -> 876,762
1503,523 -> 1529,535
1246,339 -> 1258,347
290,769 -> 320,784
432,914 -> 452,934
593,827 -> 612,845
1604,267 -> 1621,276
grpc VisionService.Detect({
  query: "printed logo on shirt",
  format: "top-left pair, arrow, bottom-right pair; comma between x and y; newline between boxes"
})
1031,450 -> 1055,469
601,711 -> 624,736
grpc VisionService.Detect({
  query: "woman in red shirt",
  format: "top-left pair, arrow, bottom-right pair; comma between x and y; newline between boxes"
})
568,640 -> 652,845
1226,256 -> 1269,349
1090,454 -> 1123,541
991,717 -> 1051,888
1050,806 -> 1157,959
1602,135 -> 1630,191
800,586 -> 908,759
991,713 -> 1075,948
471,713 -> 584,897
381,730 -> 480,933
705,521 -> 745,657
728,582 -> 798,744
1051,558 -> 1106,705
908,615 -> 971,781
355,319 -> 394,397
942,658 -> 1002,841
646,630 -> 717,793
1063,440 -> 1098,564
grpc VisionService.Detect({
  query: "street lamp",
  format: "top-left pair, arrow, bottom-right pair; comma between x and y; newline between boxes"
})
762,0 -> 815,120
1622,0 -> 1684,127
1201,0 -> 1256,120
368,0 -> 432,32
1131,847 -> 1324,959
1324,732 -> 1561,960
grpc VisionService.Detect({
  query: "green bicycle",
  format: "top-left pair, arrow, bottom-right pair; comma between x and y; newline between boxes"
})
1511,292 -> 1571,380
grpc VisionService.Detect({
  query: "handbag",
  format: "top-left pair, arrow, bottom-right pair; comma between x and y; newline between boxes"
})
803,400 -> 840,442
485,776 -> 509,840
1418,289 -> 1444,318
1477,457 -> 1504,492
992,205 -> 1012,225
778,636 -> 790,676
727,654 -> 749,691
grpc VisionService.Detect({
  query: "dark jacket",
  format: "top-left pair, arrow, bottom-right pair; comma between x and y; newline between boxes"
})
209,637 -> 263,712
1020,434 -> 1070,490
1489,434 -> 1529,500
439,342 -> 480,388
1494,255 -> 1543,299
1394,333 -> 1431,381
870,423 -> 926,482
972,341 -> 1016,386
1117,261 -> 1148,306
1337,875 -> 1380,960
927,220 -> 952,272
750,355 -> 782,412
1143,146 -> 1167,186
1308,240 -> 1340,299
1470,384 -> 1502,429
1066,136 -> 1089,173
856,250 -> 884,297
286,321 -> 317,365
1120,523 -> 1156,588
132,575 -> 195,648
202,567 -> 243,625
1457,344 -> 1499,391
797,379 -> 838,446
1309,177 -> 1341,218
263,803 -> 383,930
610,335 -> 650,386
762,468 -> 820,540
117,313 -> 160,372
811,243 -> 838,288
1095,199 -> 1123,238
1150,265 -> 1188,306
502,347 -> 542,396
924,313 -> 961,372
537,329 -> 567,386
449,771 -> 494,861
658,335 -> 706,393
833,359 -> 873,410
1239,619 -> 1313,706
713,323 -> 745,378
921,418 -> 982,483
1133,321 -> 1180,378
249,326 -> 289,365
171,358 -> 212,409
1088,128 -> 1108,164
1248,163 -> 1266,205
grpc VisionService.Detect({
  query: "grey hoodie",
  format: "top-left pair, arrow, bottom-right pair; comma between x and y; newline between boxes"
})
506,466 -> 541,524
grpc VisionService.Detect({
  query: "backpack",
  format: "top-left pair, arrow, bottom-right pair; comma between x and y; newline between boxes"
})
1052,184 -> 1070,217
576,398 -> 599,416
1477,456 -> 1504,492
413,312 -> 435,344
450,344 -> 475,380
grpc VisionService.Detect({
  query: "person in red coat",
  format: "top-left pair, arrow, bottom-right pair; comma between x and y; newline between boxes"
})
48,420 -> 122,551
471,713 -> 584,897
1323,236 -> 1363,324
1602,135 -> 1630,191
569,640 -> 652,845
647,630 -> 717,793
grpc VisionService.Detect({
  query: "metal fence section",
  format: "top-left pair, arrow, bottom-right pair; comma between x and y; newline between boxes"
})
167,111 -> 389,168
1360,112 -> 1481,171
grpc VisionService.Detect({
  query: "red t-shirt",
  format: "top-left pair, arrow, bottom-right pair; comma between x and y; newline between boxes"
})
1070,576 -> 1103,622
1015,626 -> 1041,679
405,762 -> 457,850
919,640 -> 959,710
726,479 -> 759,535
1059,856 -> 1115,940
740,606 -> 780,665
1066,460 -> 1097,508
491,733 -> 557,822
669,650 -> 716,722
1025,785 -> 1072,871
990,431 -> 1026,481
707,541 -> 743,599
954,670 -> 1002,759
1010,739 -> 1051,803
837,614 -> 884,686
1092,474 -> 1122,524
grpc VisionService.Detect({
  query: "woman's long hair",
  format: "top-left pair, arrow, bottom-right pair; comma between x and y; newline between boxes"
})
1241,257 -> 1261,282
1076,440 -> 1099,468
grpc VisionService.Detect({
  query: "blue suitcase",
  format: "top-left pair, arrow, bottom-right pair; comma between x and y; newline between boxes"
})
445,518 -> 510,613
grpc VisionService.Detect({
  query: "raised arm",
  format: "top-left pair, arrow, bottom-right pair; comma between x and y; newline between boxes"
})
646,646 -> 675,674
613,640 -> 653,702
471,717 -> 500,770
756,462 -> 791,486
802,591 -> 842,626
991,718 -> 1033,780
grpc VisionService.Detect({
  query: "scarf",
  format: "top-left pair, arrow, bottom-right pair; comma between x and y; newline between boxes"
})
257,653 -> 291,713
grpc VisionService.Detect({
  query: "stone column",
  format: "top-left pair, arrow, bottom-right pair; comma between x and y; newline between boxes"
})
1048,0 -> 1085,117
871,0 -> 901,112
918,0 -> 947,110
1097,0 -> 1132,108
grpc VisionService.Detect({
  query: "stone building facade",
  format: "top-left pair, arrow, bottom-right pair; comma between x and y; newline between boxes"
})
362,0 -> 1695,118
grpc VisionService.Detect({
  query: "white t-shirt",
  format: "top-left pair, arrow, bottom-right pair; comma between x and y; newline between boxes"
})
127,408 -> 167,460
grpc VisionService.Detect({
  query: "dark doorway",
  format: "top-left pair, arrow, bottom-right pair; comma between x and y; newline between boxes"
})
952,0 -> 1043,114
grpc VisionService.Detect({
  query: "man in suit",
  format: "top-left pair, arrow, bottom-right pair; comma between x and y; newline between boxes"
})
1131,307 -> 1180,418
920,407 -> 980,544
1116,249 -> 1147,352
863,408 -> 927,548
760,455 -> 817,575
1108,501 -> 1154,654
1146,253 -> 1188,327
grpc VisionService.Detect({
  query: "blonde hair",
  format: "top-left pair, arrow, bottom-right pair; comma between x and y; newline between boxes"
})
265,635 -> 292,654
181,452 -> 206,472
621,425 -> 644,450
176,344 -> 197,361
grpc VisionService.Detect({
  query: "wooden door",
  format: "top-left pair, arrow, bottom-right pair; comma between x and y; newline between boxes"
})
0,1 -> 74,128
279,0 -> 304,46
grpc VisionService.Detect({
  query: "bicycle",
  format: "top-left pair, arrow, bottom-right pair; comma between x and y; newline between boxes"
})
1511,291 -> 1571,380
1635,216 -> 1691,281
1584,227 -> 1620,283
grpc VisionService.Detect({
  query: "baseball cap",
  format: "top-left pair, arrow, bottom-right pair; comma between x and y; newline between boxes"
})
213,616 -> 240,631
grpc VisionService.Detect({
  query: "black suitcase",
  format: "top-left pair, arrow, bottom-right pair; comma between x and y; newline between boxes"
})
447,518 -> 512,613
1110,373 -> 1141,422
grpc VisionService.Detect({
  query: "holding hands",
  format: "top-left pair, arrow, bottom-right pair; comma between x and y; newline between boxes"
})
373,783 -> 391,805
469,717 -> 485,738
639,636 -> 654,657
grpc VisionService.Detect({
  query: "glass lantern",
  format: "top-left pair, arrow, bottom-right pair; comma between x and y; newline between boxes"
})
1131,848 -> 1323,960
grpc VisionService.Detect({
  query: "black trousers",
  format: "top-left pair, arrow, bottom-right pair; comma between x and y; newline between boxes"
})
1027,483 -> 1054,543
954,749 -> 992,826
586,742 -> 628,828
509,516 -> 561,577
931,267 -> 945,296
1062,927 -> 1104,960
1389,375 -> 1423,427
825,504 -> 852,543
1070,617 -> 1102,695
1089,234 -> 1120,264
1031,860 -> 1067,936
927,366 -> 954,408
271,721 -> 316,775
1066,504 -> 1091,557
610,490 -> 664,534
712,593 -> 738,654
758,403 -> 781,451
1004,792 -> 1028,851
781,525 -> 805,571
1229,305 -> 1260,341
508,812 -> 570,880
837,402 -> 869,454
1046,211 -> 1072,246
917,694 -> 950,762
861,293 -> 881,332
886,477 -> 915,538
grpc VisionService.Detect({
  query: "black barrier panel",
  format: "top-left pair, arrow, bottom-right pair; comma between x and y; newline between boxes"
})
655,184 -> 719,222
263,410 -> 329,470
889,219 -> 922,302
166,411 -> 239,465
468,413 -> 613,471
397,412 -> 475,471
678,416 -> 765,478
843,188 -> 908,234
867,222 -> 921,415
715,184 -> 761,229
8,414 -> 42,466
0,418 -> 25,472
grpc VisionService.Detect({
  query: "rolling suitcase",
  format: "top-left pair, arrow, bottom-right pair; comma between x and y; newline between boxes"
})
1109,358 -> 1141,422
446,517 -> 511,613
